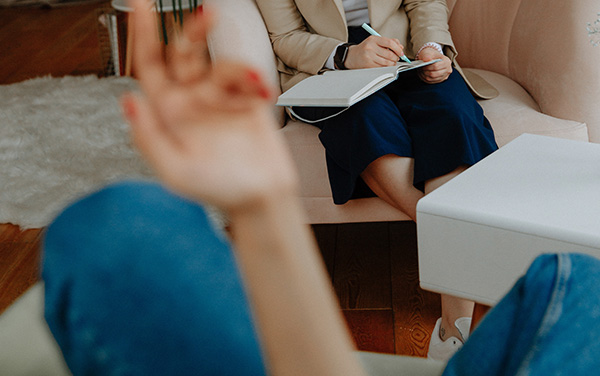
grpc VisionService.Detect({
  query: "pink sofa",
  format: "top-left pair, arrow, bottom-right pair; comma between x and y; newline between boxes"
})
206,0 -> 599,224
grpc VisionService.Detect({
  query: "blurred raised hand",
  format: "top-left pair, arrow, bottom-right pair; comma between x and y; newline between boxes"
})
121,0 -> 299,213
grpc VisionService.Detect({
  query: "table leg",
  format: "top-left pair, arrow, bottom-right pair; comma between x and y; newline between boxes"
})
125,13 -> 134,76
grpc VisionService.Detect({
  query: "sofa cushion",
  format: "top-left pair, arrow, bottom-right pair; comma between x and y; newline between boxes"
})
280,120 -> 331,198
205,0 -> 285,125
471,69 -> 589,147
0,283 -> 70,376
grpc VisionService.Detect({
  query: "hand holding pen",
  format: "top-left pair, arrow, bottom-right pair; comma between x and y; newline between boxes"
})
361,23 -> 452,84
339,23 -> 408,69
361,23 -> 411,64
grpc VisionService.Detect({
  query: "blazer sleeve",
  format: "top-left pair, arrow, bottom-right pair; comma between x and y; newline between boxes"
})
402,0 -> 457,58
255,0 -> 342,76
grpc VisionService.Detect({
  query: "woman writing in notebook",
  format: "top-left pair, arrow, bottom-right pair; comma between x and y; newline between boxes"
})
254,0 -> 499,360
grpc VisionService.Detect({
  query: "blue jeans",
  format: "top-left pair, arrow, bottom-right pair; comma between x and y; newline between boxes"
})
43,182 -> 600,375
43,182 -> 266,375
443,252 -> 600,376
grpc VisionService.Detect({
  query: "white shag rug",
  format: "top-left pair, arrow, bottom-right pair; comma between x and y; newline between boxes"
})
0,75 -> 155,229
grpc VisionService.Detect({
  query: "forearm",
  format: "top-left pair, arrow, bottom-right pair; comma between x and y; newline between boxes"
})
403,0 -> 455,56
125,4 -> 362,373
255,0 -> 340,75
229,194 -> 366,376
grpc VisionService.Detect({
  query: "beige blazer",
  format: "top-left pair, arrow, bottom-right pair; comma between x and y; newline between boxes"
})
255,0 -> 498,99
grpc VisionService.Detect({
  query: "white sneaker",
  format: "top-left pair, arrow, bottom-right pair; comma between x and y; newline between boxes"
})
427,317 -> 471,361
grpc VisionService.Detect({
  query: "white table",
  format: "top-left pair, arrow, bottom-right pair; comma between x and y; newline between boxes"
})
416,134 -> 600,306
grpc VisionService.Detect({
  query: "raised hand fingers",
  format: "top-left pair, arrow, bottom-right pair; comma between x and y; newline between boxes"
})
131,0 -> 169,98
198,62 -> 274,113
121,93 -> 181,175
168,9 -> 214,83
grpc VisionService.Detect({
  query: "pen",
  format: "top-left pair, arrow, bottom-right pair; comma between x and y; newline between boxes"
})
361,23 -> 411,64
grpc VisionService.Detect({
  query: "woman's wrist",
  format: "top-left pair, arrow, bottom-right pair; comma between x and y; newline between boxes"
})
228,186 -> 302,230
416,42 -> 444,59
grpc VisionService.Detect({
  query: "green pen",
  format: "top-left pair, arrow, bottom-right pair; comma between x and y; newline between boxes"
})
361,23 -> 411,64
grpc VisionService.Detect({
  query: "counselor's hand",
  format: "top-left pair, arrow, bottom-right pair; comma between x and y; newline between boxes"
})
122,0 -> 299,214
344,36 -> 405,69
417,47 -> 452,84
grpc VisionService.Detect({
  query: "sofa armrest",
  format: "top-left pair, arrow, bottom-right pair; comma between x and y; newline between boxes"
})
204,0 -> 278,85
205,0 -> 285,126
0,283 -> 71,375
508,0 -> 600,142
449,0 -> 600,142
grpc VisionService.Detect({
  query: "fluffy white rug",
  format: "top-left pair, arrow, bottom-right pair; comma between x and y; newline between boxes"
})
0,75 -> 155,229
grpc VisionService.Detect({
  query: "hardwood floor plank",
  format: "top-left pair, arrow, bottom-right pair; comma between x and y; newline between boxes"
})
0,1 -> 110,84
343,309 -> 395,354
0,10 -> 28,51
334,222 -> 391,310
14,14 -> 100,79
0,223 -> 21,242
0,9 -> 74,82
73,31 -> 109,75
389,221 -> 441,357
0,227 -> 42,314
312,224 -> 337,281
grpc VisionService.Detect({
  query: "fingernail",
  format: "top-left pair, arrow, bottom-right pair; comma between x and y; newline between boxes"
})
259,87 -> 271,99
246,69 -> 261,83
121,96 -> 136,120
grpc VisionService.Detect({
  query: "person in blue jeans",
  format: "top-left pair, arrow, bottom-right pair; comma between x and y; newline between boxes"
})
42,2 -> 600,375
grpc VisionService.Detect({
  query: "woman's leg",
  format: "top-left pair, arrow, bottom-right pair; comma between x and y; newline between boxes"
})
363,159 -> 474,357
388,71 -> 496,360
443,253 -> 600,376
43,181 -> 266,376
361,154 -> 424,220
292,89 -> 415,206
424,166 -> 475,343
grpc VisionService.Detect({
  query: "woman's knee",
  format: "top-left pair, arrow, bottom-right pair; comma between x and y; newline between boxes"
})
47,181 -> 176,232
43,181 -> 220,273
42,180 -> 262,375
361,154 -> 422,219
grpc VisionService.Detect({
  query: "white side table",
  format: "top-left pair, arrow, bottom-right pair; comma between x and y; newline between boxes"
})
417,134 -> 600,306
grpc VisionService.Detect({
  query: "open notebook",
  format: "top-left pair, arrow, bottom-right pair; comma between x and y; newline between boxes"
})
277,59 -> 440,107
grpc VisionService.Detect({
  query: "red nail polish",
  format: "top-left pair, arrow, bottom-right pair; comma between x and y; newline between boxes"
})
259,87 -> 270,99
246,70 -> 261,83
121,97 -> 136,119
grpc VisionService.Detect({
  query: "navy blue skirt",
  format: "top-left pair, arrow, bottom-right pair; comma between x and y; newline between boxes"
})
292,29 -> 498,205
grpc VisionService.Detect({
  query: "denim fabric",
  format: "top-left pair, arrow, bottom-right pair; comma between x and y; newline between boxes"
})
443,253 -> 600,376
43,182 -> 266,376
43,181 -> 600,375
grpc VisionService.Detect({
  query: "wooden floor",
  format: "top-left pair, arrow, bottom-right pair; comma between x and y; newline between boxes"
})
0,1 -> 441,358
319,222 -> 440,356
0,0 -> 111,311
